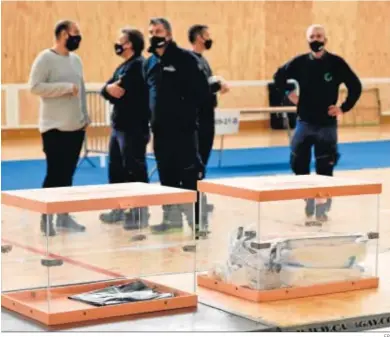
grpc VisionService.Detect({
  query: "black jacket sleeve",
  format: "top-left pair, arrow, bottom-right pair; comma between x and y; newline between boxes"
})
205,61 -> 221,94
185,53 -> 211,111
101,74 -> 119,104
101,62 -> 144,106
210,81 -> 222,94
338,58 -> 362,113
273,57 -> 300,95
118,61 -> 142,100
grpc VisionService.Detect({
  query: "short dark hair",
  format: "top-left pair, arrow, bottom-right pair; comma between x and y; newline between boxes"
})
149,17 -> 172,34
121,28 -> 145,56
188,24 -> 208,43
54,20 -> 74,39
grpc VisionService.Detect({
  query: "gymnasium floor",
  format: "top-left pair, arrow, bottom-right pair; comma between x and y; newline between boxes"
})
1,125 -> 390,332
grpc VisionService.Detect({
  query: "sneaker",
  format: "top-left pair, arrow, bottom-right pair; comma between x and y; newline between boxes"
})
201,194 -> 214,213
56,213 -> 86,232
151,205 -> 183,234
181,204 -> 195,227
99,209 -> 125,224
40,214 -> 56,237
123,207 -> 150,231
305,198 -> 315,217
180,203 -> 210,239
315,203 -> 329,222
206,203 -> 214,213
325,198 -> 332,212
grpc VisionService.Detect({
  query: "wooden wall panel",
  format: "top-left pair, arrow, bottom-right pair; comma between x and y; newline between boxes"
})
2,1 -> 390,84
311,1 -> 359,73
355,1 -> 390,78
165,1 -> 268,80
263,1 -> 314,79
2,1 -> 390,128
337,88 -> 381,126
18,90 -> 40,126
217,86 -> 268,109
378,84 -> 390,114
1,90 -> 6,126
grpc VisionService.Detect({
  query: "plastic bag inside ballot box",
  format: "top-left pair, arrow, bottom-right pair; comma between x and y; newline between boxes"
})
208,226 -> 371,290
208,226 -> 282,290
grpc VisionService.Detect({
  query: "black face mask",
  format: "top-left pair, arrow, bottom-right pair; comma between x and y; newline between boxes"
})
66,34 -> 82,51
149,36 -> 167,51
204,39 -> 213,50
114,43 -> 125,56
309,40 -> 325,53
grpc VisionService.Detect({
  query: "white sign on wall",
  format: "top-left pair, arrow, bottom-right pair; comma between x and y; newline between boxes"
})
215,109 -> 240,135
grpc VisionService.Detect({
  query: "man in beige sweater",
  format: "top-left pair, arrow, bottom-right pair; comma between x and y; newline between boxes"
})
29,20 -> 90,236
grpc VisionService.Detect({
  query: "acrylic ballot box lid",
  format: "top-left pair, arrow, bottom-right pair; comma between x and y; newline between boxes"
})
1,182 -> 197,214
197,174 -> 382,202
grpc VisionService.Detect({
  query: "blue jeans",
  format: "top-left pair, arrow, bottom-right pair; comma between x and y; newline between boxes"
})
290,120 -> 340,176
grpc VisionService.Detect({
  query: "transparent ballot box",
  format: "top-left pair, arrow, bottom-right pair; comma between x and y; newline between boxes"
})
1,183 -> 198,325
196,174 -> 381,302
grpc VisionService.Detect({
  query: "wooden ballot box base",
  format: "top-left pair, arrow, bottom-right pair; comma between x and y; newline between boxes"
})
1,279 -> 198,326
197,275 -> 379,302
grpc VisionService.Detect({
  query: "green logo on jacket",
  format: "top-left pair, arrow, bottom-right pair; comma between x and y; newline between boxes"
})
324,72 -> 333,82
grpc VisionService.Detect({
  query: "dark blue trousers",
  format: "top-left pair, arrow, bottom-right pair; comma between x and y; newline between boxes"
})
290,120 -> 340,176
108,129 -> 149,184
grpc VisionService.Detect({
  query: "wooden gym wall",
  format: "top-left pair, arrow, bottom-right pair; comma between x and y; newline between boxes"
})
2,1 -> 390,129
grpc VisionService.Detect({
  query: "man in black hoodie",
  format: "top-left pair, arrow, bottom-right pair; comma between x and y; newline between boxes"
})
273,24 -> 362,222
99,27 -> 150,230
143,18 -> 209,234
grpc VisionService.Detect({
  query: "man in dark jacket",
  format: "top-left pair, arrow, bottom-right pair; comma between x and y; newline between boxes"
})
188,24 -> 229,229
188,24 -> 229,171
99,27 -> 150,230
143,18 -> 210,234
273,24 -> 362,223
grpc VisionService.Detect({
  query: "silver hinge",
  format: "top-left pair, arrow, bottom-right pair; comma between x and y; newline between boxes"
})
41,259 -> 63,267
367,232 -> 379,239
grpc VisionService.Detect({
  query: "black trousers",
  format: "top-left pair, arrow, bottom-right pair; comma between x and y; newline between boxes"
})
153,129 -> 203,222
108,129 -> 149,184
153,129 -> 203,191
41,128 -> 85,188
198,108 -> 215,169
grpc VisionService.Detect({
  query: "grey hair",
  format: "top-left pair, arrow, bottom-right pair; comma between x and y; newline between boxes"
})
306,24 -> 326,39
149,17 -> 172,34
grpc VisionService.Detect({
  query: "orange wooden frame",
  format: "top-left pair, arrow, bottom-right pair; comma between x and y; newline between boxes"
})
197,175 -> 382,202
197,274 -> 379,302
2,279 -> 197,326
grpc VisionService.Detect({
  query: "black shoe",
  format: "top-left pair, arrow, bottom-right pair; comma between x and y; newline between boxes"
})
151,206 -> 183,234
56,213 -> 86,232
40,214 -> 56,236
123,207 -> 150,231
99,209 -> 125,224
